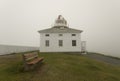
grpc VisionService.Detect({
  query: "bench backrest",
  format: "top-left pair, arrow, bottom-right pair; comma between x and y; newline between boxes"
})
22,52 -> 39,62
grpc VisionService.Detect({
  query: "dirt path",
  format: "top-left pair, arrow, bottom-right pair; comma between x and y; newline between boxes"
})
84,53 -> 120,66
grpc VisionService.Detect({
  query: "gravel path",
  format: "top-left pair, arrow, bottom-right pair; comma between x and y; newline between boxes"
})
84,53 -> 120,66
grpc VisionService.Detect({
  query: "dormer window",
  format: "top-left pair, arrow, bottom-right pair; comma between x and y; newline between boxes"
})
45,34 -> 49,37
72,34 -> 76,36
59,34 -> 63,36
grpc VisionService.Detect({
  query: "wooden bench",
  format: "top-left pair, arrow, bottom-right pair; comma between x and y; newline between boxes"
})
22,51 -> 44,71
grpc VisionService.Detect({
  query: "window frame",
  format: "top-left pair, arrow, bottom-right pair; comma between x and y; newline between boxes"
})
59,40 -> 63,47
72,40 -> 77,46
45,40 -> 49,47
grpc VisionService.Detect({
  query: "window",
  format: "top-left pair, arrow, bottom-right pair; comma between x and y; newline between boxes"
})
45,34 -> 49,37
72,34 -> 76,36
59,34 -> 63,36
59,40 -> 63,47
72,40 -> 76,46
45,40 -> 49,47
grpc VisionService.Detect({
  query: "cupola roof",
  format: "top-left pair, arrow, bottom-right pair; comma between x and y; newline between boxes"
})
54,15 -> 68,27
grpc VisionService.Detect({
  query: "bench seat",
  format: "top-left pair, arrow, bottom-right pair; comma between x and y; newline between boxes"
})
27,57 -> 44,65
22,51 -> 44,71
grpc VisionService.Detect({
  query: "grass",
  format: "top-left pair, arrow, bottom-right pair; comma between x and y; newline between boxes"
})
0,52 -> 120,81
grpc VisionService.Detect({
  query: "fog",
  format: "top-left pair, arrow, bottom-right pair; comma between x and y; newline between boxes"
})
0,0 -> 120,57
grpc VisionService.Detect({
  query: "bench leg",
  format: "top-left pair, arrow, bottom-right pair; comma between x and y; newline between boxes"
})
24,64 -> 30,71
24,61 -> 43,71
24,64 -> 35,71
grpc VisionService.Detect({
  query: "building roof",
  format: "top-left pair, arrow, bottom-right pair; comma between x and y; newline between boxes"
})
38,15 -> 83,33
38,27 -> 83,33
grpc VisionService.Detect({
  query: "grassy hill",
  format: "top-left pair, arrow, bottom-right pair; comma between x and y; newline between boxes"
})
0,52 -> 120,81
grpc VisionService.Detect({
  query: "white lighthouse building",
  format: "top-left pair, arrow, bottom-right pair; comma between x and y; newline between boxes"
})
38,15 -> 84,52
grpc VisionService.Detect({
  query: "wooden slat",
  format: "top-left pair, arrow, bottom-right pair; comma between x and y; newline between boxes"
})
23,52 -> 38,61
27,57 -> 44,65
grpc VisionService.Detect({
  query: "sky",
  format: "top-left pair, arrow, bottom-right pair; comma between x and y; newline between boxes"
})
0,0 -> 120,57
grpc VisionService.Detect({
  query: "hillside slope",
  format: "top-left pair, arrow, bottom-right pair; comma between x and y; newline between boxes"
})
0,53 -> 120,81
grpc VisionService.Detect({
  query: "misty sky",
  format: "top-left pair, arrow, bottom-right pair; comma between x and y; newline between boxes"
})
0,0 -> 120,57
